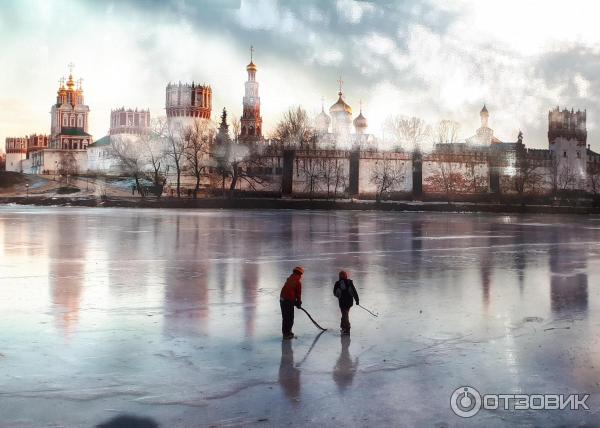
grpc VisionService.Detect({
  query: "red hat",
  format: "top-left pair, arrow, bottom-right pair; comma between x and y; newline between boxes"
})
293,266 -> 305,275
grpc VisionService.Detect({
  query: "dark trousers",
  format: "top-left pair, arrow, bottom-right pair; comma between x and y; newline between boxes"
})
340,306 -> 351,332
280,300 -> 295,335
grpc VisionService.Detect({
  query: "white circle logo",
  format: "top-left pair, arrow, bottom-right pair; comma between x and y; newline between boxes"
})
450,386 -> 482,418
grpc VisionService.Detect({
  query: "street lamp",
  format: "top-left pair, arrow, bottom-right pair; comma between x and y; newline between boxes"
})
25,183 -> 29,198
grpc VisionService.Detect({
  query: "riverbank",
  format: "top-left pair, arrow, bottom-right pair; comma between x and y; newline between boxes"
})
0,195 -> 598,214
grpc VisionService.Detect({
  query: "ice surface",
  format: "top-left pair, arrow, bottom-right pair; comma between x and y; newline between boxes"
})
1,207 -> 600,426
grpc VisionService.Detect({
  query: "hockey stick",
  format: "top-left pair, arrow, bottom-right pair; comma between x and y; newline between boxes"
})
358,304 -> 379,317
297,330 -> 326,367
299,307 -> 327,331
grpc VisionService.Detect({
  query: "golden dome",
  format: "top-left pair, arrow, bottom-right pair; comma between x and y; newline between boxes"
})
246,61 -> 257,72
66,74 -> 75,89
329,92 -> 352,115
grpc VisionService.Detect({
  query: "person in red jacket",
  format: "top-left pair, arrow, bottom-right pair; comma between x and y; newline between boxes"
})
280,266 -> 303,339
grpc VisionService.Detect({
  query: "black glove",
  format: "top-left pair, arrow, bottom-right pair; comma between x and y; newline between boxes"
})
356,300 -> 360,306
295,300 -> 302,309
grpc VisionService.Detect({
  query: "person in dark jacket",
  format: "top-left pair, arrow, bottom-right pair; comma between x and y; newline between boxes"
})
280,266 -> 303,339
333,270 -> 359,335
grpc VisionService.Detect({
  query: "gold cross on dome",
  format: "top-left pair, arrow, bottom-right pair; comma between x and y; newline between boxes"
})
68,62 -> 75,75
337,76 -> 344,94
250,45 -> 254,62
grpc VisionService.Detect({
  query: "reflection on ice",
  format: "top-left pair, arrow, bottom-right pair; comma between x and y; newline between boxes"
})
333,336 -> 358,392
1,207 -> 600,426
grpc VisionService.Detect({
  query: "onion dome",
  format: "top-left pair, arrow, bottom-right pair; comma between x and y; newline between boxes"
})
329,92 -> 352,115
316,105 -> 331,132
353,111 -> 367,130
66,73 -> 75,89
246,61 -> 257,72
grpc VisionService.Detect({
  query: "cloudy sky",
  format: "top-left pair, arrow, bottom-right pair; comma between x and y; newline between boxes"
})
1,0 -> 599,151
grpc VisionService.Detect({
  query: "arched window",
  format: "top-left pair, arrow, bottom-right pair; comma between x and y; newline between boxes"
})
77,115 -> 83,128
250,126 -> 255,136
242,127 -> 246,136
62,115 -> 68,126
70,115 -> 75,127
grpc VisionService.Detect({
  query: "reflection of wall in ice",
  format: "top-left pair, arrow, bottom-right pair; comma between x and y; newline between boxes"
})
549,235 -> 588,315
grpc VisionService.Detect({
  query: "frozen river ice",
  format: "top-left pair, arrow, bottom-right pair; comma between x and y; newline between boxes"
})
1,206 -> 600,427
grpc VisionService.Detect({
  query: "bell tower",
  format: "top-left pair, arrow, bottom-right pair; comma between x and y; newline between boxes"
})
239,46 -> 263,144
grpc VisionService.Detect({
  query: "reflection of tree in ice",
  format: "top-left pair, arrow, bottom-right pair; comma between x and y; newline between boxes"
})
333,335 -> 358,391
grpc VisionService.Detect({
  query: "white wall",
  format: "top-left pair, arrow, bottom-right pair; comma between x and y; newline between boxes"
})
358,154 -> 412,195
5,152 -> 25,172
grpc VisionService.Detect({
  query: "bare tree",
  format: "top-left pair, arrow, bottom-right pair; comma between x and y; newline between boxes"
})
214,142 -> 271,194
58,151 -> 78,184
163,121 -> 186,197
111,135 -> 147,197
588,160 -> 600,205
423,156 -> 466,203
558,162 -> 578,191
141,118 -> 169,197
370,159 -> 405,202
385,115 -> 430,151
548,155 -> 560,196
272,106 -> 313,148
512,156 -> 545,197
298,157 -> 324,199
231,117 -> 241,143
321,157 -> 347,200
431,120 -> 461,146
183,118 -> 215,198
463,158 -> 488,193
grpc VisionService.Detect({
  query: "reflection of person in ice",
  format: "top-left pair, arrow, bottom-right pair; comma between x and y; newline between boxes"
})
333,335 -> 358,391
278,339 -> 301,402
333,270 -> 359,335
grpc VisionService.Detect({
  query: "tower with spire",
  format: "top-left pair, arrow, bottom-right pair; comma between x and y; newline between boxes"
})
469,104 -> 500,145
240,46 -> 263,144
50,63 -> 92,150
